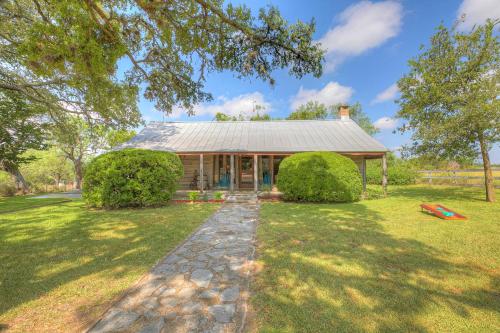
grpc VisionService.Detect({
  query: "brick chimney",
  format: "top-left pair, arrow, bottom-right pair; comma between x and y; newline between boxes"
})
338,105 -> 349,120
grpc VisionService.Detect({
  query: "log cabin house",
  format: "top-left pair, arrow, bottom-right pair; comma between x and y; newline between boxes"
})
120,107 -> 389,192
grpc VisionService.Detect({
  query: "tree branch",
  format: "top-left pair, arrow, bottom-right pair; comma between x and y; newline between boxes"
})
83,0 -> 150,79
193,0 -> 308,61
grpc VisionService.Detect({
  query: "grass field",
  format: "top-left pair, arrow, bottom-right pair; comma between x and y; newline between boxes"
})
0,195 -> 72,213
0,198 -> 219,333
252,185 -> 500,332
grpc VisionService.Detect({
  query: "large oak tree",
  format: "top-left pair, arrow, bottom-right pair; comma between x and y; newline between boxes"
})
0,0 -> 324,126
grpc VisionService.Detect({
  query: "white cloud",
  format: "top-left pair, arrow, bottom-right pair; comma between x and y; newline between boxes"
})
374,116 -> 398,130
290,82 -> 354,110
371,83 -> 399,104
457,0 -> 500,31
318,1 -> 403,71
168,92 -> 271,119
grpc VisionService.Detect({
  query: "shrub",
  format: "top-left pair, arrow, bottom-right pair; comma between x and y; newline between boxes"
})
389,164 -> 418,185
0,172 -> 16,197
83,149 -> 183,208
366,158 -> 418,185
214,191 -> 223,200
277,152 -> 362,202
188,191 -> 199,201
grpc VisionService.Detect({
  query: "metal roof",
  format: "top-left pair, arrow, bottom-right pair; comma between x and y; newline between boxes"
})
119,120 -> 388,153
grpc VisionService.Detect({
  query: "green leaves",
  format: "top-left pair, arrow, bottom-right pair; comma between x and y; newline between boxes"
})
19,148 -> 74,189
287,101 -> 379,136
1,0 -> 324,122
83,149 -> 184,208
0,90 -> 47,171
277,152 -> 362,203
105,129 -> 136,149
397,20 -> 499,201
366,153 -> 418,185
397,20 -> 500,160
287,101 -> 329,120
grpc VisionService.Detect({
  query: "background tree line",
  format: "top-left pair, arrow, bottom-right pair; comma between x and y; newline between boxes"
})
214,101 -> 379,136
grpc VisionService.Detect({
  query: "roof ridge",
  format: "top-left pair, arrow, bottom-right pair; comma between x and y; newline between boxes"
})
148,119 -> 350,124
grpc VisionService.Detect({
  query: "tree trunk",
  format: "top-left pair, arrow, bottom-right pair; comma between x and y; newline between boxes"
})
55,174 -> 61,189
382,153 -> 388,197
74,160 -> 83,190
7,166 -> 29,193
478,133 -> 496,202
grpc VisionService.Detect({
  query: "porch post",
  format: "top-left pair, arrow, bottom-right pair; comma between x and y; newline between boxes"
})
361,157 -> 367,192
270,155 -> 274,188
236,155 -> 240,189
199,154 -> 204,193
254,154 -> 258,192
230,154 -> 235,192
258,156 -> 263,184
214,154 -> 219,184
382,153 -> 388,196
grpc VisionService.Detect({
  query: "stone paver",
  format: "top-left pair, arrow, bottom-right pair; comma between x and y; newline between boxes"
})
87,201 -> 259,333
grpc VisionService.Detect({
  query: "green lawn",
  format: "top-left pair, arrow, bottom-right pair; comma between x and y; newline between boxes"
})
252,186 -> 500,332
0,198 -> 219,333
0,195 -> 72,214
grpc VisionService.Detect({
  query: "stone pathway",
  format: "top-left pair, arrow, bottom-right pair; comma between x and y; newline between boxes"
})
88,201 -> 259,333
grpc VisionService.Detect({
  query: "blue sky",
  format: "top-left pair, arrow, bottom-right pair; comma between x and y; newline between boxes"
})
134,0 -> 500,162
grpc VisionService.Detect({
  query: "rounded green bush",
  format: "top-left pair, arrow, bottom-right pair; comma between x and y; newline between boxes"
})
83,149 -> 183,208
277,152 -> 362,202
366,161 -> 417,185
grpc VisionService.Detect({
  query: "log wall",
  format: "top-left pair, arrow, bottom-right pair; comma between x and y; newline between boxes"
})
178,155 -> 214,190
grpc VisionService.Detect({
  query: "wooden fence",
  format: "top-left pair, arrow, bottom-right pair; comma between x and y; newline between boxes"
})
44,183 -> 77,192
22,182 -> 77,193
417,169 -> 500,188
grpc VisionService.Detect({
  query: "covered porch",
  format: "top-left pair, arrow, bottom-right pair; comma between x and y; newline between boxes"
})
178,152 -> 388,194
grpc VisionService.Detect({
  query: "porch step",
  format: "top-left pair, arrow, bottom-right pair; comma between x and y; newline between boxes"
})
225,193 -> 258,204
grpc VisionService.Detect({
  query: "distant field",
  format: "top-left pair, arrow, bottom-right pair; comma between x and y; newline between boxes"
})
417,169 -> 500,187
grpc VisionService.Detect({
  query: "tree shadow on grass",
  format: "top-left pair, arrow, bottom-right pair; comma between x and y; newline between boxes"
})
253,202 -> 499,332
0,201 -> 214,331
